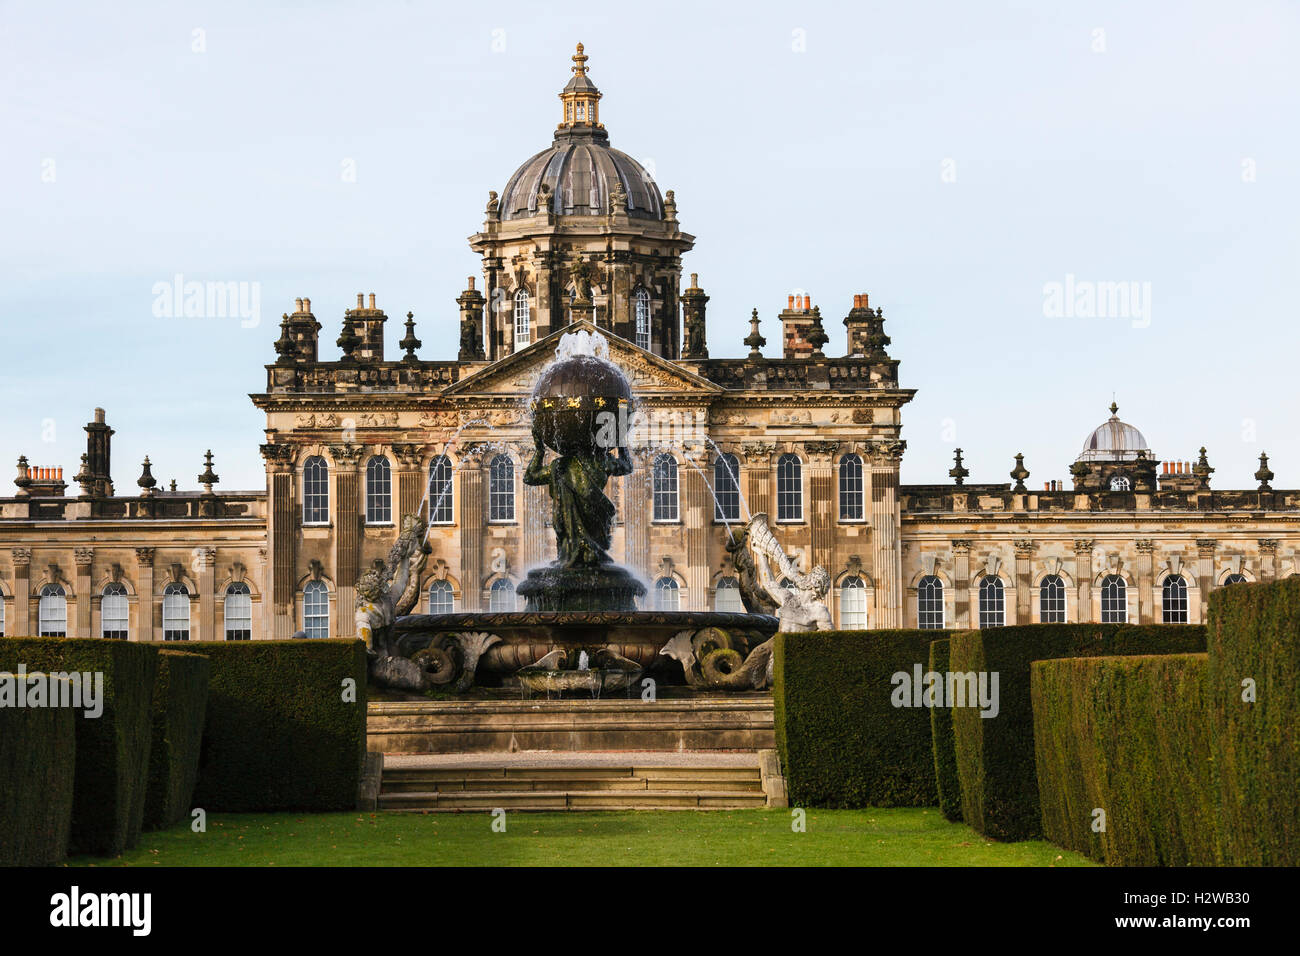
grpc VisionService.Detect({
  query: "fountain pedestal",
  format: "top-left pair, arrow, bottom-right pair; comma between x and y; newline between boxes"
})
516,564 -> 646,613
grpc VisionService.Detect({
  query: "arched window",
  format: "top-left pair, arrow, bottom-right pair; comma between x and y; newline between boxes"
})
917,576 -> 944,630
1039,574 -> 1066,623
840,576 -> 868,629
777,454 -> 803,522
303,580 -> 329,638
979,577 -> 1005,628
428,455 -> 454,525
102,583 -> 129,639
428,579 -> 455,614
1162,574 -> 1189,624
489,579 -> 516,612
38,584 -> 67,637
653,454 -> 679,521
713,454 -> 740,522
634,287 -> 651,350
365,456 -> 392,524
303,456 -> 329,525
653,577 -> 680,611
163,583 -> 190,641
224,583 -> 252,640
714,576 -> 744,612
839,454 -> 865,521
1101,574 -> 1127,623
513,290 -> 531,350
1109,475 -> 1131,491
489,455 -> 515,521
1223,573 -> 1247,586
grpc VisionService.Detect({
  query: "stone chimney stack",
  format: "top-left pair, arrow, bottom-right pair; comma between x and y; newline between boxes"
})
286,296 -> 321,362
84,408 -> 115,497
348,292 -> 388,362
457,277 -> 487,362
779,292 -> 817,359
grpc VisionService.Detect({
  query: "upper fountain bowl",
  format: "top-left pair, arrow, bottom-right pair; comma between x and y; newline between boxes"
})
531,354 -> 633,457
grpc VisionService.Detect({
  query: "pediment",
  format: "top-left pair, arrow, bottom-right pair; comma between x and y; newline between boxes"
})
441,320 -> 723,400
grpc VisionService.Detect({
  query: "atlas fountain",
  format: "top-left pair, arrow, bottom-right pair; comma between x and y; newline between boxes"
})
357,329 -> 833,697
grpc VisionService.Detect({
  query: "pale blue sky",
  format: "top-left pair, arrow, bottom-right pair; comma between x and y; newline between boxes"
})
2,0 -> 1297,490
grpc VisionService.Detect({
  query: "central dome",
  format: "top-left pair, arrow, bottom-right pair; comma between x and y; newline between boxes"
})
499,128 -> 664,221
1077,403 -> 1152,462
497,44 -> 664,221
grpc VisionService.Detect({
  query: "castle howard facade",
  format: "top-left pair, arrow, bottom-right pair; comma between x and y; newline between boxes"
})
2,47 -> 1295,642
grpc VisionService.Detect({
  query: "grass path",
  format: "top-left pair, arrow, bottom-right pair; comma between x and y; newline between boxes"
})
69,808 -> 1095,867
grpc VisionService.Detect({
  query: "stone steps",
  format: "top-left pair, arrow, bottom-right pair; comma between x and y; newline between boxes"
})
367,694 -> 775,754
375,751 -> 782,812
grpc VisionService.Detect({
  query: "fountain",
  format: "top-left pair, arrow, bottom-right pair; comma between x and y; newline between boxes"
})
361,329 -> 795,697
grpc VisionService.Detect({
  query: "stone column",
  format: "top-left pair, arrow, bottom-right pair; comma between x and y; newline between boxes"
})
1073,540 -> 1094,623
623,449 -> 652,584
805,442 -> 838,578
12,548 -> 31,636
458,452 -> 485,611
197,547 -> 217,642
393,444 -> 425,522
1135,540 -> 1155,624
135,548 -> 155,641
1197,539 -> 1216,622
866,440 -> 904,628
951,540 -> 971,629
74,548 -> 94,638
331,444 -> 365,638
1259,539 -> 1278,582
743,442 -> 774,519
684,460 -> 709,610
261,443 -> 297,638
1014,540 -> 1034,623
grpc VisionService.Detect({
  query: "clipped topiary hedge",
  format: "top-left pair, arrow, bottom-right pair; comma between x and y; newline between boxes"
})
950,624 -> 1206,841
1031,653 -> 1218,865
774,629 -> 940,808
0,638 -> 157,856
184,640 -> 368,812
0,677 -> 77,865
1208,577 -> 1300,866
928,638 -> 962,822
144,651 -> 211,831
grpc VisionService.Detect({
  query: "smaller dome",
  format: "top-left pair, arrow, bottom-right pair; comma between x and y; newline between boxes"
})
1077,403 -> 1152,462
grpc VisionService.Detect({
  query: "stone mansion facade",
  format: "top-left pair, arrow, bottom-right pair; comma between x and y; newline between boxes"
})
2,47 -> 1295,642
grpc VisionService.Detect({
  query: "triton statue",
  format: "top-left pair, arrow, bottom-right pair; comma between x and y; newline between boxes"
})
745,512 -> 834,632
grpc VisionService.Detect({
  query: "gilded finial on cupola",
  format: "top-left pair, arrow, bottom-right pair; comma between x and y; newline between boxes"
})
559,43 -> 603,130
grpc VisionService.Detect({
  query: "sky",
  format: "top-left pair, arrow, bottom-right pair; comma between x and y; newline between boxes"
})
2,0 -> 1297,491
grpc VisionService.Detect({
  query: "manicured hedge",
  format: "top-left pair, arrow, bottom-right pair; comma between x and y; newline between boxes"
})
1208,577 -> 1300,865
144,651 -> 211,831
774,630 -> 940,808
0,638 -> 157,856
184,640 -> 368,812
1031,653 -> 1218,865
928,638 -> 962,822
950,624 -> 1206,842
0,678 -> 77,865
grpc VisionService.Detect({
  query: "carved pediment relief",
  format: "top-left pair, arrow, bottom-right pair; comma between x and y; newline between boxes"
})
442,320 -> 722,400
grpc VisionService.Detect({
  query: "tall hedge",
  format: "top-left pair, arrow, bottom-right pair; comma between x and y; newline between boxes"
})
0,638 -> 157,856
1031,654 -> 1218,865
928,638 -> 962,822
949,624 -> 1206,841
184,640 -> 368,812
1207,577 -> 1300,865
144,651 -> 211,830
774,629 -> 940,808
0,678 -> 77,865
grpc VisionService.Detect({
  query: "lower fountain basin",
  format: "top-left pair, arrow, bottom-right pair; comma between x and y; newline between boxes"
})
392,610 -> 779,675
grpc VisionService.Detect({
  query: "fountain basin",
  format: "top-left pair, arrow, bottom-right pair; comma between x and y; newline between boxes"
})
393,610 -> 778,678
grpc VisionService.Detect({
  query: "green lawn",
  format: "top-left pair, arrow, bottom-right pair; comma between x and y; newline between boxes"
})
68,808 -> 1095,867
